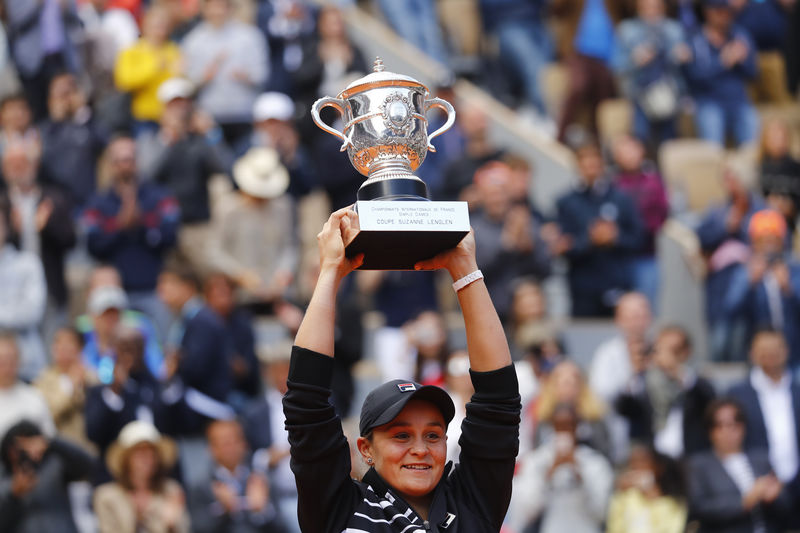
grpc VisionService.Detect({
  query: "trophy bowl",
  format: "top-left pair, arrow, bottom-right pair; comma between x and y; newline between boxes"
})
311,57 -> 455,201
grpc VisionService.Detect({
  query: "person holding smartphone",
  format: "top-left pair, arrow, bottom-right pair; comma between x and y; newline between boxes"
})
283,208 -> 521,532
509,404 -> 614,533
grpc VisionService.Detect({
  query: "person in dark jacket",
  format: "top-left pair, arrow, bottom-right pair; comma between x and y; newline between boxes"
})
687,399 -> 791,533
157,264 -> 234,435
204,272 -> 261,404
728,329 -> 800,524
0,139 -> 75,322
758,118 -> 800,234
615,325 -> 716,457
38,72 -> 107,208
556,140 -> 645,317
0,419 -> 95,533
84,326 -> 164,482
83,135 -> 180,306
283,208 -> 521,533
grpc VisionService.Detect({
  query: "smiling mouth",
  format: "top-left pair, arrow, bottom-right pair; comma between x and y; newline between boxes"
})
402,465 -> 431,470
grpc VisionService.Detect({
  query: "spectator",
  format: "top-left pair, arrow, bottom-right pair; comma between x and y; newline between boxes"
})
182,0 -> 269,147
3,0 -> 85,120
1,139 -> 75,337
0,201 -> 47,381
552,0 -> 622,141
406,310 -> 450,387
94,420 -> 190,533
509,404 -> 613,533
589,292 -> 652,464
248,92 -> 315,198
615,325 -> 716,458
613,0 -> 690,147
0,94 -> 38,160
0,334 -> 54,440
144,79 -> 227,276
729,330 -> 800,501
732,0 -> 794,104
556,141 -> 644,317
84,326 -> 164,461
292,5 -> 367,128
696,167 -> 765,362
0,419 -> 95,533
478,0 -> 554,122
611,134 -> 670,308
508,278 -> 562,362
34,327 -> 97,454
607,445 -> 688,533
204,273 -> 260,404
438,105 -> 504,204
532,361 -> 611,459
114,5 -> 183,132
157,264 -> 234,438
374,0 -> 448,65
758,117 -> 800,233
687,399 -> 790,533
724,210 -> 800,366
358,269 -> 438,384
471,161 -> 551,322
83,135 -> 180,323
208,147 -> 297,308
442,351 -> 474,464
685,0 -> 759,147
39,72 -> 107,208
242,340 -> 299,532
189,419 -> 286,533
79,284 -> 164,384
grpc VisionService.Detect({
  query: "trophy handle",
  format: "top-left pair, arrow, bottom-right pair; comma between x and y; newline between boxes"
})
425,97 -> 456,153
311,96 -> 351,152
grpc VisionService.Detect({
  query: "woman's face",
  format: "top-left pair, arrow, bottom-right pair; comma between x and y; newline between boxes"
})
551,363 -> 581,404
763,121 -> 789,159
710,405 -> 745,455
359,400 -> 447,501
127,443 -> 158,480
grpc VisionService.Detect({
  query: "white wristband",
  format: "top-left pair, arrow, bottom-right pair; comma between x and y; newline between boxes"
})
452,269 -> 483,293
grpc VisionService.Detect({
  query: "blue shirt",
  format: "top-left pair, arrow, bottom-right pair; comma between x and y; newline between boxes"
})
575,0 -> 615,61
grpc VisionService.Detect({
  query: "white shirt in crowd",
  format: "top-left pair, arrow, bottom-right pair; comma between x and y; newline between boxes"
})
750,367 -> 799,483
509,441 -> 613,533
589,335 -> 633,464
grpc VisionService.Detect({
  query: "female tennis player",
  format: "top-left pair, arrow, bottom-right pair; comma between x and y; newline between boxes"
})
283,208 -> 521,532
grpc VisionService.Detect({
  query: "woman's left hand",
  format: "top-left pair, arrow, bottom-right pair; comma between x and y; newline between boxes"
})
414,229 -> 478,280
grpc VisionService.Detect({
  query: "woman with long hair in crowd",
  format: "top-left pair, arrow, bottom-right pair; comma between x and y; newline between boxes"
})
283,208 -> 521,532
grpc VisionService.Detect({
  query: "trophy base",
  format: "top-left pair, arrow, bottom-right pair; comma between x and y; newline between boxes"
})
345,200 -> 470,270
357,177 -> 429,201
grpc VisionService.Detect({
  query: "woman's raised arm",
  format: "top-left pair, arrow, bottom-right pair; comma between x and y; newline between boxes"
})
415,230 -> 512,372
294,208 -> 363,357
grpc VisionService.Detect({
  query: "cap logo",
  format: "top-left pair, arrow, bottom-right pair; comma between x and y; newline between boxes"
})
397,383 -> 416,392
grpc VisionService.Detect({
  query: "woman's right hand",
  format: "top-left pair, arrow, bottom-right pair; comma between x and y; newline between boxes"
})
317,207 -> 363,282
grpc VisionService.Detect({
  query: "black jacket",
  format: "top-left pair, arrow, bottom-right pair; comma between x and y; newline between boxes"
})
282,346 -> 521,533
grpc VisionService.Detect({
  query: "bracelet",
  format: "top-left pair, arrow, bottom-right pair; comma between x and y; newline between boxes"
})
452,270 -> 483,293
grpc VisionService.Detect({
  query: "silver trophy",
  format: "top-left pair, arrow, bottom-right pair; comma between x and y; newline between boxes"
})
311,57 -> 456,201
311,58 -> 469,269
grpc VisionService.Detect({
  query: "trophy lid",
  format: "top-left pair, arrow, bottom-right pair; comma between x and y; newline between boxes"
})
340,57 -> 428,98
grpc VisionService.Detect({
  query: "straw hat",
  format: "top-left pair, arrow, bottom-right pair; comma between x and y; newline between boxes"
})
106,421 -> 177,479
233,147 -> 290,200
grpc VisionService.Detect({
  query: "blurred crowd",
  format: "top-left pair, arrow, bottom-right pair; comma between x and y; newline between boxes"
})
0,0 -> 798,532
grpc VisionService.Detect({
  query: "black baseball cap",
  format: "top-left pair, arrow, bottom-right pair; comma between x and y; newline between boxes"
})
359,379 -> 456,436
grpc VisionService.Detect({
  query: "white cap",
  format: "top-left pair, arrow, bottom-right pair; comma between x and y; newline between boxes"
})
87,285 -> 128,315
253,92 -> 295,122
157,78 -> 195,104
